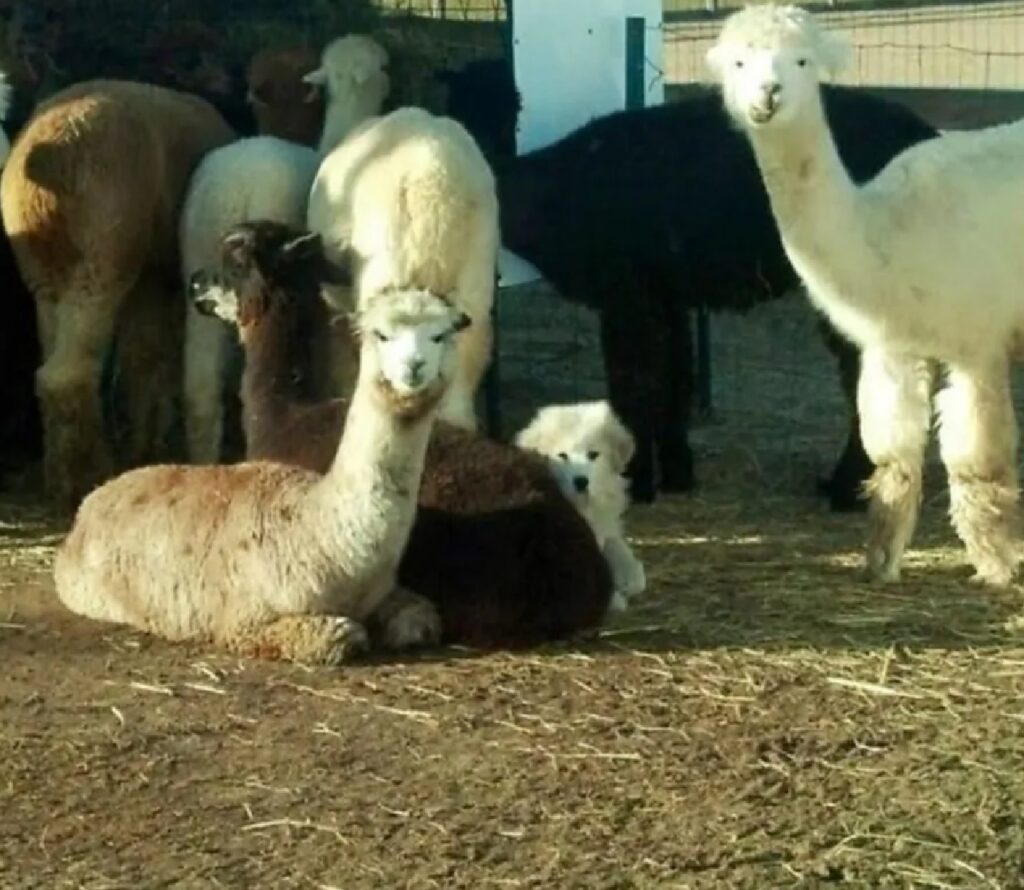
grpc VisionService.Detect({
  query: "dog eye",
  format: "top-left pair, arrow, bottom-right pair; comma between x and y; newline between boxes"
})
557,452 -> 569,461
374,330 -> 389,343
587,451 -> 599,461
797,58 -> 808,67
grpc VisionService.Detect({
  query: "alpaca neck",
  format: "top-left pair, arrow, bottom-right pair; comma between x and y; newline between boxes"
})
318,98 -> 373,157
746,95 -> 878,310
242,293 -> 327,406
322,360 -> 439,510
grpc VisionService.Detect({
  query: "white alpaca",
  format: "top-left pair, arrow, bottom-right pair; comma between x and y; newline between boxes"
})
303,35 -> 390,158
708,4 -> 1024,585
180,136 -> 320,463
516,401 -> 647,611
55,257 -> 471,665
308,106 -> 498,432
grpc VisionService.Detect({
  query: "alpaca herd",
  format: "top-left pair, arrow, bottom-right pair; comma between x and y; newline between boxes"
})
0,5 -> 1020,666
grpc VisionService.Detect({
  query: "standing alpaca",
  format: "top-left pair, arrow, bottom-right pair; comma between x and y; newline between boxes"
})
0,80 -> 234,511
55,279 -> 471,664
708,4 -> 1024,585
190,220 -> 615,649
308,106 -> 498,432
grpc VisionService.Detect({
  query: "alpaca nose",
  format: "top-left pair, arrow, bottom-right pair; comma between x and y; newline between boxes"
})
573,475 -> 589,493
406,358 -> 425,382
762,81 -> 782,107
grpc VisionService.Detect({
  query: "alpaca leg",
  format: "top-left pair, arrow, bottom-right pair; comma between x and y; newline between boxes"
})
184,304 -> 229,463
113,271 -> 184,468
367,586 -> 442,650
656,302 -> 695,493
857,347 -> 932,582
220,615 -> 370,665
439,312 -> 492,432
936,360 -> 1021,586
817,317 -> 872,512
599,302 -> 658,503
35,293 -> 119,512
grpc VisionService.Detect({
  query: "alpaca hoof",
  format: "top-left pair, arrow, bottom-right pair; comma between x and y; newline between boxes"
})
970,562 -> 1015,588
384,601 -> 442,651
323,617 -> 370,665
866,547 -> 901,584
608,591 -> 629,613
818,476 -> 867,513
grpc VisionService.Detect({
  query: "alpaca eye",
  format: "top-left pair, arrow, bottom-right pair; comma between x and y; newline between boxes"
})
734,59 -> 744,69
557,452 -> 569,461
374,330 -> 388,343
431,332 -> 448,344
587,451 -> 599,461
797,58 -> 808,67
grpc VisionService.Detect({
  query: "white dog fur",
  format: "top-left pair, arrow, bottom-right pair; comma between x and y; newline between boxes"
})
516,401 -> 646,611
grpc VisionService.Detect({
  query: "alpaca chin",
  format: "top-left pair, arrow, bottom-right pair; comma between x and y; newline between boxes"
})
374,375 -> 447,425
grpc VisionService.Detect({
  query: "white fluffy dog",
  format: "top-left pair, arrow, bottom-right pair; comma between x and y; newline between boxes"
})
516,401 -> 647,612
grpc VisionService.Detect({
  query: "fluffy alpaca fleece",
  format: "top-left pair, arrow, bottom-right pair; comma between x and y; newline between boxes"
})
180,135 -> 320,463
308,106 -> 499,433
55,278 -> 470,665
191,219 -> 615,648
246,47 -> 324,148
516,401 -> 646,611
303,35 -> 390,157
708,4 -> 1024,585
0,79 -> 235,512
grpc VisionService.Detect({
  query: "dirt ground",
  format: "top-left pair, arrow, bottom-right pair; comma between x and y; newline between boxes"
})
3,290 -> 1024,889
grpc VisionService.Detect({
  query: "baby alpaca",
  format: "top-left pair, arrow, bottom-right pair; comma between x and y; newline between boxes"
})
517,401 -> 646,611
708,4 -> 1024,585
55,268 -> 470,665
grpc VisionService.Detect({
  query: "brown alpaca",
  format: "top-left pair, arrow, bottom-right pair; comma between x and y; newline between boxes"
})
246,47 -> 325,148
56,265 -> 470,665
0,80 -> 235,512
192,220 -> 614,649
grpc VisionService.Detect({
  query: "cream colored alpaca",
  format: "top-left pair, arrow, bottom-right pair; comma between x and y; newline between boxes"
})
308,106 -> 498,432
708,4 -> 1024,585
55,271 -> 471,665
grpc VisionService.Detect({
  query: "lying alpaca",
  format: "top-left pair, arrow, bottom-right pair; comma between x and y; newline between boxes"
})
55,269 -> 470,664
516,401 -> 647,612
708,4 -> 1024,585
190,220 -> 615,648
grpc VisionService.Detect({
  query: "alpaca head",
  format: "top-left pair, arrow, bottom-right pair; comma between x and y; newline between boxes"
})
706,4 -> 851,130
515,401 -> 635,516
356,291 -> 471,412
191,221 -> 350,327
303,34 -> 390,110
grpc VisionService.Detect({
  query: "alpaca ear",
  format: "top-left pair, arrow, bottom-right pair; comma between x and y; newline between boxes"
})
302,66 -> 327,87
818,30 -> 853,77
280,231 -> 322,262
453,311 -> 472,333
704,43 -> 728,81
221,228 -> 255,267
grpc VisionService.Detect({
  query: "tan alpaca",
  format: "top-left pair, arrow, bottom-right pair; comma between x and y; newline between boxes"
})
54,279 -> 470,665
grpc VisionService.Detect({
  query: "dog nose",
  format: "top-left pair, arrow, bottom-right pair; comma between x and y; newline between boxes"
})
573,476 -> 589,493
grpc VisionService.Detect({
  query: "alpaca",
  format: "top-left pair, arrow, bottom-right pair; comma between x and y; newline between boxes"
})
308,106 -> 499,433
191,219 -> 615,648
246,46 -> 324,147
0,80 -> 235,512
516,401 -> 647,612
55,268 -> 471,664
180,135 -> 320,463
708,4 -> 1024,585
302,35 -> 390,157
439,55 -> 937,507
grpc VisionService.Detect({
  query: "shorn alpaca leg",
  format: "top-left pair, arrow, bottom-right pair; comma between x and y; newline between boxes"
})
439,310 -> 492,432
184,303 -> 230,463
35,292 -> 119,512
221,615 -> 370,665
599,299 -> 659,504
368,586 -> 442,650
112,270 -> 184,469
936,359 -> 1021,586
817,317 -> 872,512
656,300 -> 695,493
857,347 -> 932,582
